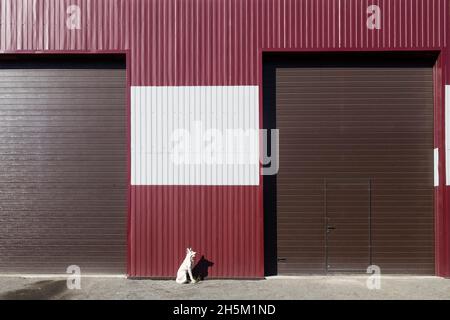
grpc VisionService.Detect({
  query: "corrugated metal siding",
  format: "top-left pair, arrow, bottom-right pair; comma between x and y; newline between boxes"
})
0,0 -> 447,85
0,0 -> 448,277
130,185 -> 262,277
131,86 -> 259,186
129,84 -> 261,277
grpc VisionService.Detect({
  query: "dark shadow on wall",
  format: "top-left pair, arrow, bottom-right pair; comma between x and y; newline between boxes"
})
263,55 -> 278,276
193,256 -> 214,281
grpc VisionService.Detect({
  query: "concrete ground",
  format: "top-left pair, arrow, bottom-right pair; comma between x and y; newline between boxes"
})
0,275 -> 449,300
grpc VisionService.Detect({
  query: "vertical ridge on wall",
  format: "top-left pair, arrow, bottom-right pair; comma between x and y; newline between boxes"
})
129,84 -> 261,277
340,0 -> 447,49
1,0 -> 446,85
444,0 -> 450,277
0,0 -> 447,277
131,86 -> 259,186
130,186 -> 262,278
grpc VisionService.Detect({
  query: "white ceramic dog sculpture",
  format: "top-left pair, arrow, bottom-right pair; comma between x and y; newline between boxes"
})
176,248 -> 197,284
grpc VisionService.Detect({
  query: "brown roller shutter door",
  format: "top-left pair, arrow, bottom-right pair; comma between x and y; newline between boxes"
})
271,54 -> 435,275
0,56 -> 127,274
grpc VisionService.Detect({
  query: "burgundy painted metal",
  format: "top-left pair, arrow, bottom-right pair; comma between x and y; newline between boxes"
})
0,0 -> 449,277
0,0 -> 447,85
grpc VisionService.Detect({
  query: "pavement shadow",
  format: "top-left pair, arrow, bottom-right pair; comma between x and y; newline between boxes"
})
0,280 -> 67,300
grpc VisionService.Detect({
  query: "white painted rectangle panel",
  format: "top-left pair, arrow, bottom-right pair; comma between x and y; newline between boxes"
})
131,86 -> 260,185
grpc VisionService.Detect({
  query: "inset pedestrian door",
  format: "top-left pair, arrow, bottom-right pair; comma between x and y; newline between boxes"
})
325,180 -> 371,272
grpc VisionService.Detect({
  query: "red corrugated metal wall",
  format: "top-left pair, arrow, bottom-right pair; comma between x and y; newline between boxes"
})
0,0 -> 449,277
1,0 -> 447,85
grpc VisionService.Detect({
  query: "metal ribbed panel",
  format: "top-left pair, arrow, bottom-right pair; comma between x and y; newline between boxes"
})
131,86 -> 259,186
0,0 -> 447,85
130,185 -> 262,277
340,0 -> 447,49
0,0 -> 448,277
129,84 -> 261,277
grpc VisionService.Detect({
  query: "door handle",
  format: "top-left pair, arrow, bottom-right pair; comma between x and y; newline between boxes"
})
326,225 -> 336,233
